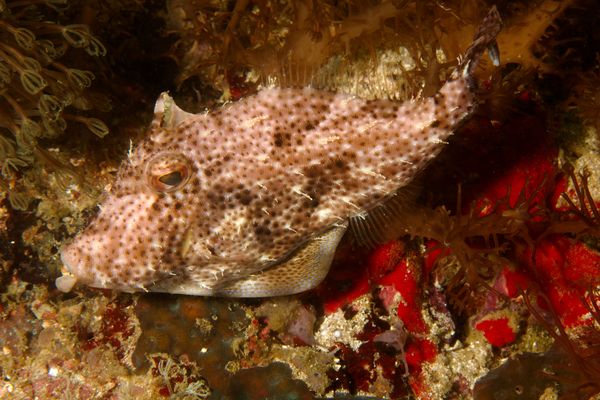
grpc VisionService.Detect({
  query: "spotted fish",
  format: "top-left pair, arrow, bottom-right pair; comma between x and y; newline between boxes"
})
57,7 -> 502,297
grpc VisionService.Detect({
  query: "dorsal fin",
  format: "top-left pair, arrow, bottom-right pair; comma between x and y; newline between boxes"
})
152,92 -> 196,130
348,184 -> 420,248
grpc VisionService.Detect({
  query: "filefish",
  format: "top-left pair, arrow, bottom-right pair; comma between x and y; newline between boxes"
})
57,7 -> 502,297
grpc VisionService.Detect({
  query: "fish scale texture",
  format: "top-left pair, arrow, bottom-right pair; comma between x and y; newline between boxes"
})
60,79 -> 472,295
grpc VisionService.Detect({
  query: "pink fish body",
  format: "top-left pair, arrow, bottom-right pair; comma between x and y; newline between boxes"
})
57,8 -> 502,297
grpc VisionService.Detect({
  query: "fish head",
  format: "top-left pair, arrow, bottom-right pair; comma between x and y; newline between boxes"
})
60,94 -> 232,293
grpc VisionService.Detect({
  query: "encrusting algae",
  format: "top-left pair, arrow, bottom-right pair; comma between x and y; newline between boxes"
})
1,1 -> 600,399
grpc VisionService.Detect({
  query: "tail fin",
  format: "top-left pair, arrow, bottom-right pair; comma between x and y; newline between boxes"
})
457,6 -> 503,78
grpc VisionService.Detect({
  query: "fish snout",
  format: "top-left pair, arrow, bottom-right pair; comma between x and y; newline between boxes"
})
57,233 -> 121,292
57,241 -> 89,292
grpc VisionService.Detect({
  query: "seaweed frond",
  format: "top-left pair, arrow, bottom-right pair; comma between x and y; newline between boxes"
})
561,164 -> 600,230
521,287 -> 600,400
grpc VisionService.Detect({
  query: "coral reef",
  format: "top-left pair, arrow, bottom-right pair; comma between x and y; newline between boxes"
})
1,0 -> 600,399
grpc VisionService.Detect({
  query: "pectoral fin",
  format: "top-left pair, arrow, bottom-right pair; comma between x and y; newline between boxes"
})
215,223 -> 348,297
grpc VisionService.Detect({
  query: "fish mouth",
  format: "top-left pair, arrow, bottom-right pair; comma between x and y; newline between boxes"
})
55,272 -> 78,293
59,243 -> 79,275
56,243 -> 92,292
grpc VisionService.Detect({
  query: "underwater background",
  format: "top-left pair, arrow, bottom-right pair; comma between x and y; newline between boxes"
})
1,0 -> 600,399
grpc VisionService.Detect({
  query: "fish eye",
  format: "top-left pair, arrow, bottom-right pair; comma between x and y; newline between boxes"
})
158,170 -> 183,186
145,152 -> 192,192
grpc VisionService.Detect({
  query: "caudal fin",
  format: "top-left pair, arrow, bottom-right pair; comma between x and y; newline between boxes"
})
458,6 -> 503,77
